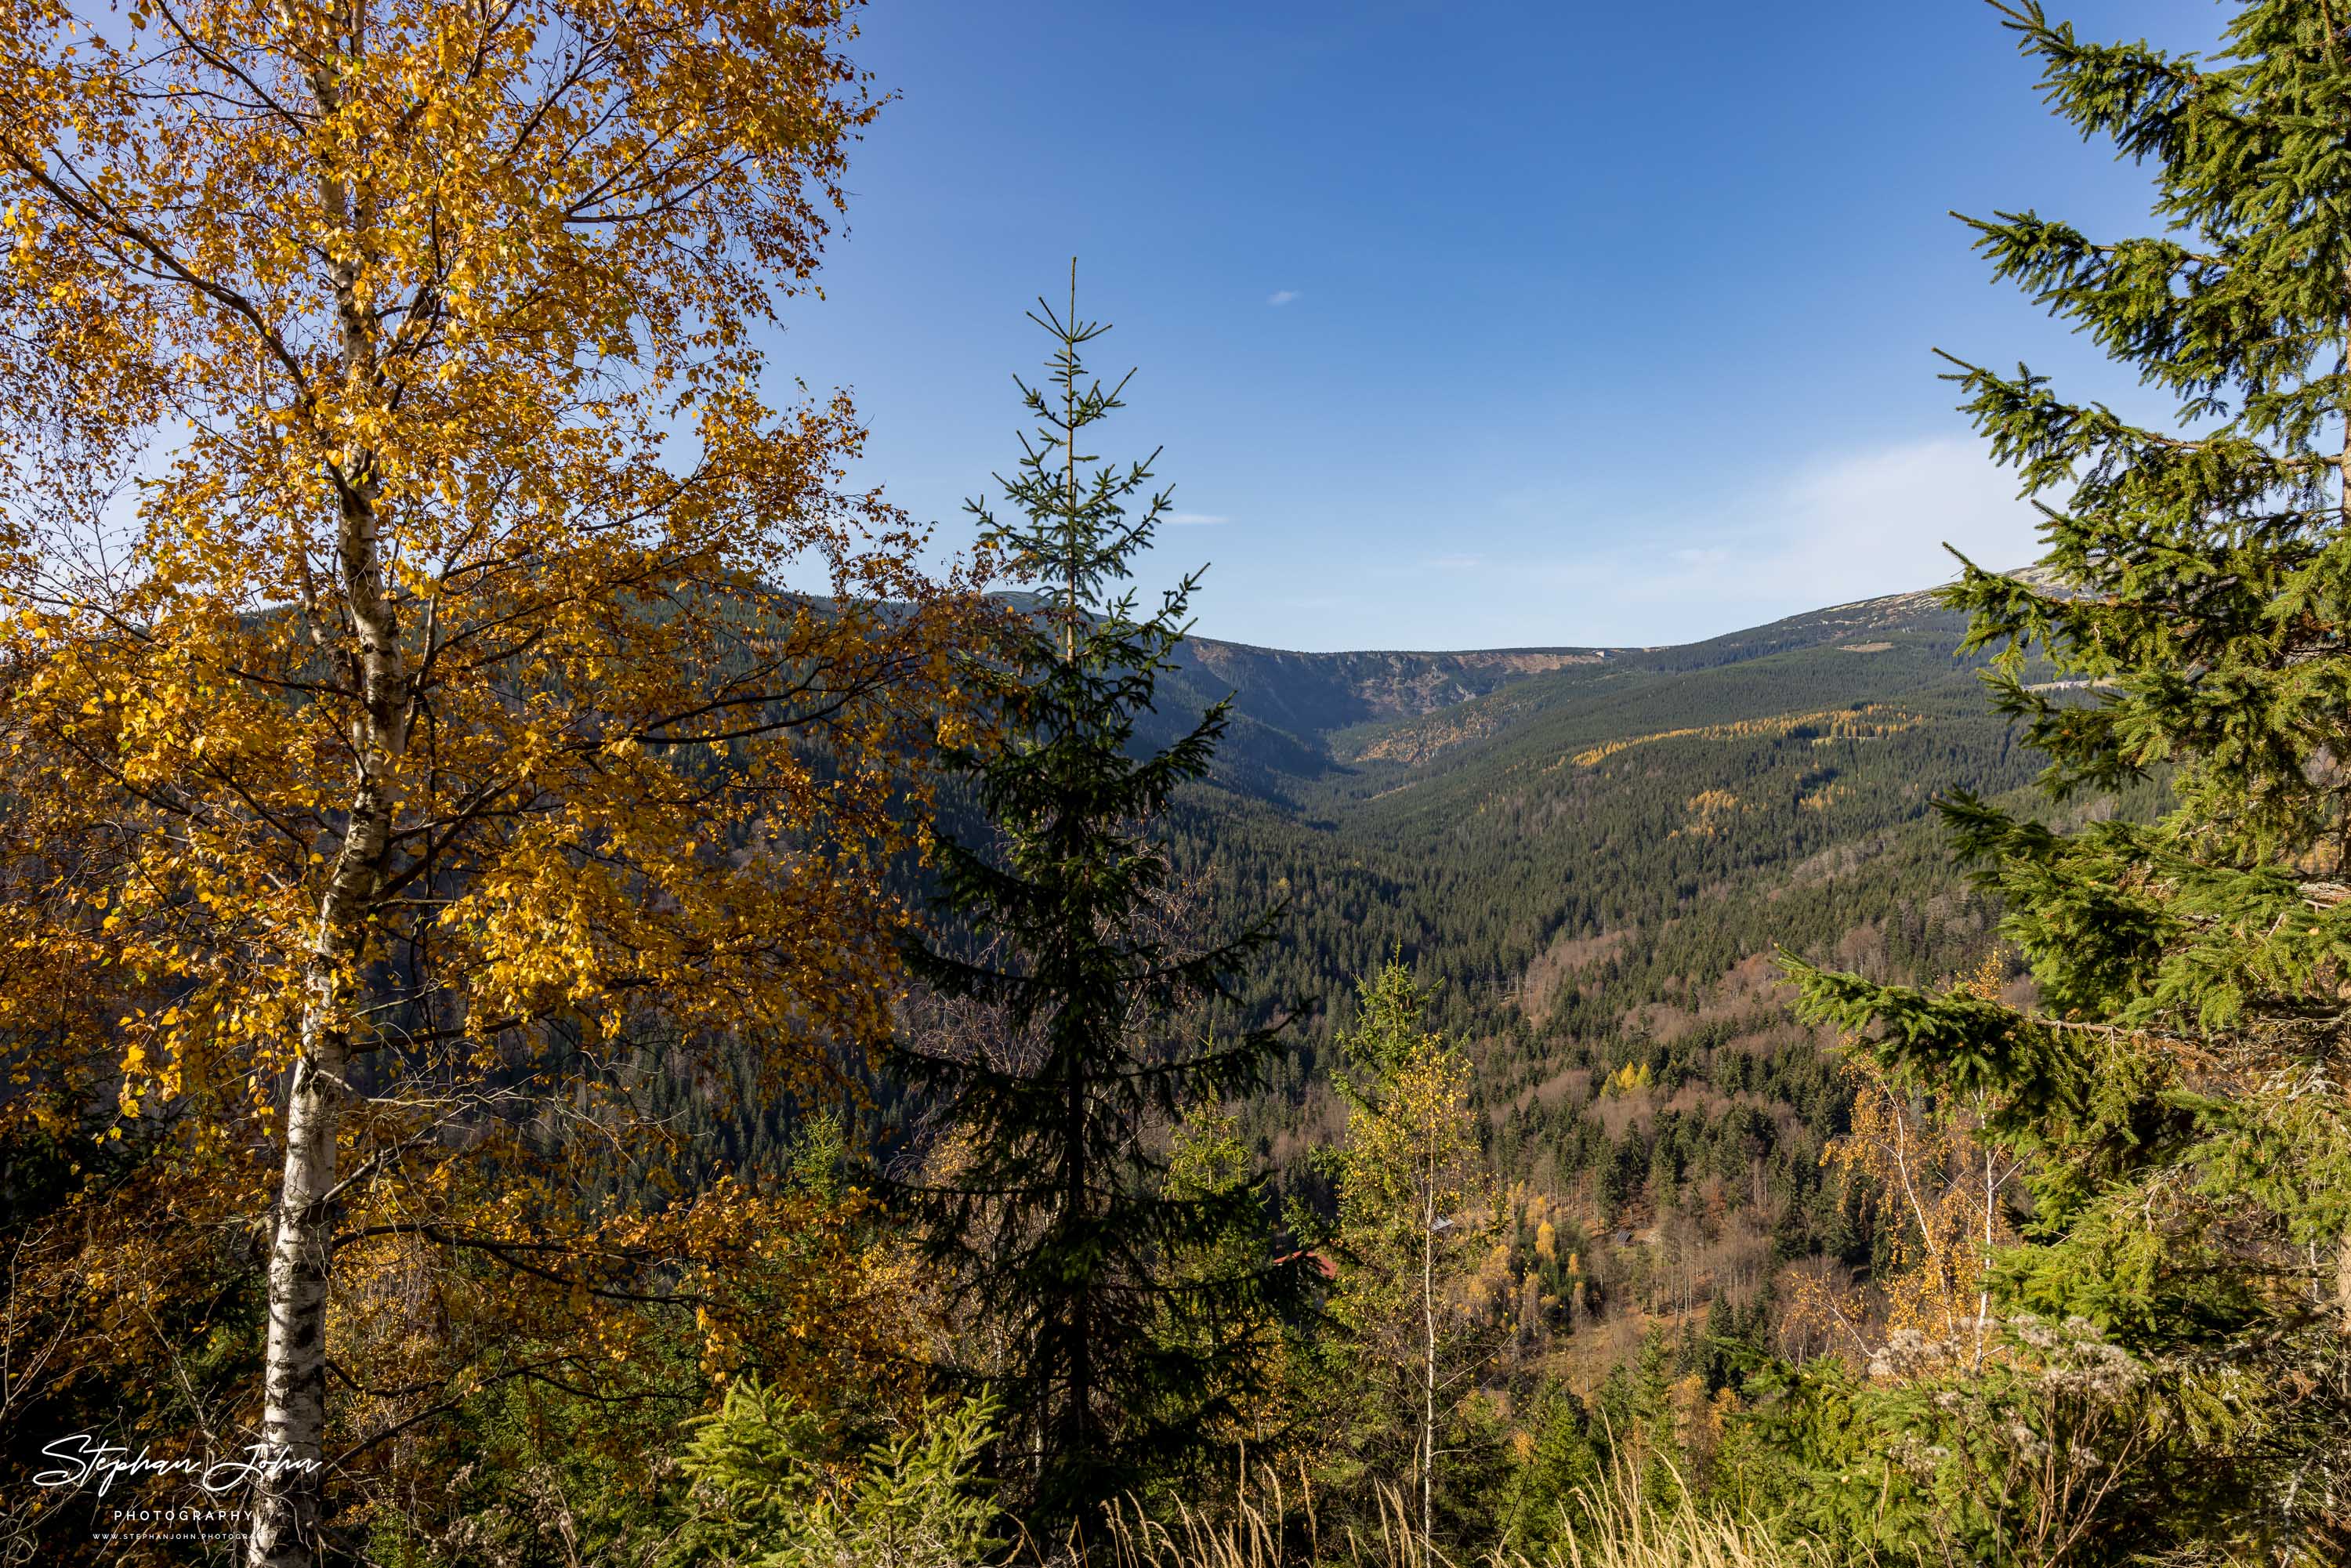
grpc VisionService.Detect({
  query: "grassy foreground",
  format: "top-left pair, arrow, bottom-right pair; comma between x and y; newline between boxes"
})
1099,1468 -> 1817,1568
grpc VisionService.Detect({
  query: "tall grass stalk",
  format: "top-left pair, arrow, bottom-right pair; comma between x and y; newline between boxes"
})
1545,1462 -> 1821,1568
1100,1462 -> 1819,1568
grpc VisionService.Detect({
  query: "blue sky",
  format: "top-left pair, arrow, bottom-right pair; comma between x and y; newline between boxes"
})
769,0 -> 2221,651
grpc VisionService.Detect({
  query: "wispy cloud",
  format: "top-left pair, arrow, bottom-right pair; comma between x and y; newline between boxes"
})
1425,552 -> 1483,570
1266,289 -> 1301,307
1167,512 -> 1230,527
1748,436 -> 2042,599
1493,436 -> 2046,647
1598,436 -> 2044,617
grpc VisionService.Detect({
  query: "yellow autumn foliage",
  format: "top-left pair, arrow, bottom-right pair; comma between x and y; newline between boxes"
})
0,0 -> 988,1552
1568,705 -> 1919,769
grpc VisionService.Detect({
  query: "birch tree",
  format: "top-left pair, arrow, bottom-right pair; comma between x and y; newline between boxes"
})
1314,964 -> 1498,1551
1789,954 -> 2027,1372
0,1 -> 977,1561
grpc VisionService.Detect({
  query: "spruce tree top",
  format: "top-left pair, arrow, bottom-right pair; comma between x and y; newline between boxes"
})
1805,0 -> 2351,1057
982,263 -> 1177,667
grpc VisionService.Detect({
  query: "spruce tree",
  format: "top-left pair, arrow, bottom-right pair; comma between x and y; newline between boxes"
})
892,270 -> 1299,1529
1784,2 -> 2351,1555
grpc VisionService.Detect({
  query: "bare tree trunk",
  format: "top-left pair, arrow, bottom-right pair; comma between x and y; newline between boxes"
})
1421,1179 -> 1436,1551
1974,1114 -> 1995,1373
248,477 -> 405,1562
245,1024 -> 347,1566
252,759 -> 400,1563
246,609 -> 404,1560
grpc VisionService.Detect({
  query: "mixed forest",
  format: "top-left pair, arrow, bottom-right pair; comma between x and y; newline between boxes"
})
2,1 -> 2349,1566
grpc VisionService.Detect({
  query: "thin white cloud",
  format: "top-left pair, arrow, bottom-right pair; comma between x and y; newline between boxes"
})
1168,511 -> 1230,527
1425,552 -> 1483,570
1508,436 -> 2049,646
1745,436 -> 2043,599
1266,289 -> 1301,307
1581,438 -> 2038,602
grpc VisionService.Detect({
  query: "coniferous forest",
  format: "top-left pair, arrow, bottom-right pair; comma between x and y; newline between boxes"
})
1,2 -> 2348,1565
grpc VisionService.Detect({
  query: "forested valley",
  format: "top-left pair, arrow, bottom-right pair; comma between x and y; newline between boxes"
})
2,2 -> 2348,1566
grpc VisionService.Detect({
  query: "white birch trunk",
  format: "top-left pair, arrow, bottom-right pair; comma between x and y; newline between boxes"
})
1422,1179 -> 1436,1552
245,477 -> 404,1563
248,796 -> 394,1564
245,1027 -> 346,1566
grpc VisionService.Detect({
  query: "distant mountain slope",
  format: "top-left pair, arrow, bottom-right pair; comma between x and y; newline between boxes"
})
1157,585 -> 1982,792
1329,601 -> 1981,784
1168,585 -> 2016,1029
1149,579 -> 2118,1270
1176,638 -> 1608,737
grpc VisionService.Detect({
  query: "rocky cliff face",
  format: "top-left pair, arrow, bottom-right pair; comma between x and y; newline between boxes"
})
1177,639 -> 1607,733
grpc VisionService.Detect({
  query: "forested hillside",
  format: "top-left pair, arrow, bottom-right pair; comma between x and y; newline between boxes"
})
1147,584 -> 2118,1381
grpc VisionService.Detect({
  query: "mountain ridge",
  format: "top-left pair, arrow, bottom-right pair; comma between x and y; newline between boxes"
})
1160,580 -> 1990,789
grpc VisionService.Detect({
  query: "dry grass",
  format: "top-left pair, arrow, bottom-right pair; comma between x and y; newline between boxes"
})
1099,1463 -> 1818,1568
1540,1465 -> 1822,1568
